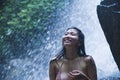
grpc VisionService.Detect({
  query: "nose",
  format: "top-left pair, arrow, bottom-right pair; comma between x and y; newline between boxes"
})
64,35 -> 71,39
63,34 -> 72,40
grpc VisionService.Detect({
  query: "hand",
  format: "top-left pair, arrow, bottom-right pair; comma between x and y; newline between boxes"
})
67,70 -> 89,80
67,70 -> 82,80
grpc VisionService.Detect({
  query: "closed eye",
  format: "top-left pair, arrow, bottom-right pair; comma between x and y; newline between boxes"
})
71,32 -> 77,36
64,32 -> 77,36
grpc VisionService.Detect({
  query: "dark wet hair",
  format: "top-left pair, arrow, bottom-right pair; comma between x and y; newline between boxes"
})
56,27 -> 86,59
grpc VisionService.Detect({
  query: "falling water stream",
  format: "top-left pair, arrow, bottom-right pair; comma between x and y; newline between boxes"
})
2,0 -> 120,80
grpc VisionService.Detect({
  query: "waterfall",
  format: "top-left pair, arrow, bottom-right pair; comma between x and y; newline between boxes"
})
3,0 -> 120,80
56,0 -> 120,79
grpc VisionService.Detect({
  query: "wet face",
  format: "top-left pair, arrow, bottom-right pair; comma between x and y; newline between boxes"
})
62,29 -> 80,48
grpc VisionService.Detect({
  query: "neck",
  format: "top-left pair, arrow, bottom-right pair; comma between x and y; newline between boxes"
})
65,47 -> 79,60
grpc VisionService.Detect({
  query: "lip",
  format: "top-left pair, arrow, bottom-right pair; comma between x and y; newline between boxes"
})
63,38 -> 72,44
64,40 -> 71,43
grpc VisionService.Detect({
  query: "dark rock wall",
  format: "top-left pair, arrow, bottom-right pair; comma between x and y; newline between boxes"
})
97,0 -> 120,70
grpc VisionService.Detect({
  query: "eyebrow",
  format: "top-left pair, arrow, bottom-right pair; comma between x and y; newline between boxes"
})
65,32 -> 77,34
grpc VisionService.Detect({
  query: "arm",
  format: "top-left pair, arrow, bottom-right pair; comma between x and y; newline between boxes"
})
86,56 -> 97,80
49,59 -> 56,80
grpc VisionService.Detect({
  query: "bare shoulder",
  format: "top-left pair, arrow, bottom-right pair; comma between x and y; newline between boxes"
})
50,57 -> 57,65
85,55 -> 93,60
83,55 -> 95,63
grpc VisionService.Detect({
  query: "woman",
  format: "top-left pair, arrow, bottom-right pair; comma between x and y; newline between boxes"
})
49,27 -> 97,80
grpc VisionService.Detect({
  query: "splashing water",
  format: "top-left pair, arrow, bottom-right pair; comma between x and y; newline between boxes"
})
3,0 -> 120,80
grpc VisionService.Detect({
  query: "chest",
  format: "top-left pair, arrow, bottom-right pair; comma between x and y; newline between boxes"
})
55,59 -> 88,80
56,58 -> 87,73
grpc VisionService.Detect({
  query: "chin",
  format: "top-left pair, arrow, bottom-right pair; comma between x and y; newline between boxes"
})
63,43 -> 72,47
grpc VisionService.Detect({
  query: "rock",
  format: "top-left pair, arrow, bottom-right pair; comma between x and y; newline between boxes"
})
97,0 -> 120,70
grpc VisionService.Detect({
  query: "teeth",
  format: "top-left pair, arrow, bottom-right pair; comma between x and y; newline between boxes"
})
64,39 -> 71,42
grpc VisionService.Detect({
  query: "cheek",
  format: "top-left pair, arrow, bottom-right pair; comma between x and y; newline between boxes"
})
73,37 -> 79,42
74,38 -> 80,46
75,40 -> 79,45
76,37 -> 79,43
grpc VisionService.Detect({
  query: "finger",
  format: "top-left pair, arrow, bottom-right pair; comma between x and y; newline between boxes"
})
72,70 -> 81,73
69,72 -> 79,76
68,72 -> 73,76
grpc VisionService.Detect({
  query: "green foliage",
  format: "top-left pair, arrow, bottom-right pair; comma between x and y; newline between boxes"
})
0,0 -> 66,61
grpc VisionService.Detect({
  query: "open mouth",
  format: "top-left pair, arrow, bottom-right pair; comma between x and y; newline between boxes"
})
64,40 -> 71,43
63,39 -> 72,44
